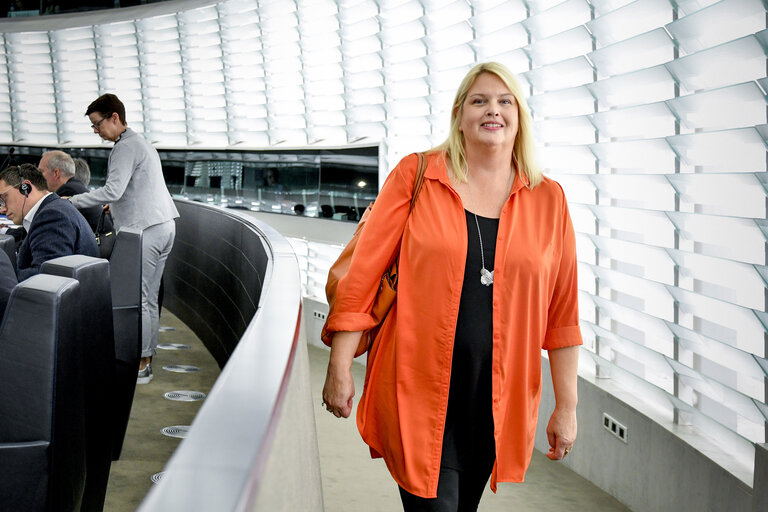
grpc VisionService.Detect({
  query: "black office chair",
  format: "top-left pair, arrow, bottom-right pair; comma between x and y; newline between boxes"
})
334,205 -> 352,220
0,232 -> 17,271
0,274 -> 86,511
41,255 -> 115,512
108,228 -> 143,460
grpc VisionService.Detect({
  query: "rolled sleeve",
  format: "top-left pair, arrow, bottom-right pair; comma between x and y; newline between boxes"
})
325,311 -> 377,335
543,324 -> 583,350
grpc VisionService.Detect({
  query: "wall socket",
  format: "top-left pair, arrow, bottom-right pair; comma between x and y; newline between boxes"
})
602,413 -> 628,443
313,310 -> 326,320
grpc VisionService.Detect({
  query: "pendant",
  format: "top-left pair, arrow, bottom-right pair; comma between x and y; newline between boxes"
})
480,267 -> 494,286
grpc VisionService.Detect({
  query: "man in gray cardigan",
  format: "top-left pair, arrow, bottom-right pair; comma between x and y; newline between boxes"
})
70,93 -> 179,384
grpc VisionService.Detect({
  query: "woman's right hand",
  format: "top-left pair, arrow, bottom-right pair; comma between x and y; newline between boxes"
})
322,330 -> 363,418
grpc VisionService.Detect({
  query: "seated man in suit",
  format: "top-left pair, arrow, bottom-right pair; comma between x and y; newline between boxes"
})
0,164 -> 98,281
39,150 -> 111,234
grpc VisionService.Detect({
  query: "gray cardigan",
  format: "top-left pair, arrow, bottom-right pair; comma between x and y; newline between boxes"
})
70,128 -> 179,231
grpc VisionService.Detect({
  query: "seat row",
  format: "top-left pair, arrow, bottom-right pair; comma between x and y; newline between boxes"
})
0,228 -> 143,512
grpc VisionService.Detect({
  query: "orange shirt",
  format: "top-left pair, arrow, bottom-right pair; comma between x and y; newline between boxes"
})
325,151 -> 582,498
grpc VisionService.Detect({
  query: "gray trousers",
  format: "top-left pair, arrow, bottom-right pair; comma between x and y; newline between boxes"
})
141,219 -> 176,358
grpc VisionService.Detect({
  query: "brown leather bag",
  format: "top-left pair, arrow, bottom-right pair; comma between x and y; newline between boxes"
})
321,152 -> 428,356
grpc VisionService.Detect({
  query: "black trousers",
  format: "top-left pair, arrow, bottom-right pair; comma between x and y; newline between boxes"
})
398,464 -> 493,512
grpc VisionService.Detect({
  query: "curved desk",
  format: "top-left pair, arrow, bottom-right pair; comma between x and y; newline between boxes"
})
140,199 -> 322,511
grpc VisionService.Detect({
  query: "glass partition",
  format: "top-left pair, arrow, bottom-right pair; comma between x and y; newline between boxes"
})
0,144 -> 378,221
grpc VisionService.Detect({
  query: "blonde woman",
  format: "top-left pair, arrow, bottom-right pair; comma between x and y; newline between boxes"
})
323,62 -> 581,511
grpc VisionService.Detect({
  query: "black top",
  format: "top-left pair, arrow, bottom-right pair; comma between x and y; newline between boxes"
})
441,210 -> 498,471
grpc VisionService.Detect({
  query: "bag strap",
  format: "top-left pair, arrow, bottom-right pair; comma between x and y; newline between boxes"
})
96,208 -> 112,233
408,152 -> 427,213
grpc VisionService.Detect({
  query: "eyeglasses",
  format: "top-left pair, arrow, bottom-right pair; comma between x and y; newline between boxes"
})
0,185 -> 15,208
90,114 -> 112,130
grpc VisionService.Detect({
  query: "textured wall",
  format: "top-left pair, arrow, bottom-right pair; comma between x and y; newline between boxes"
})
535,359 -> 754,512
164,200 -> 267,367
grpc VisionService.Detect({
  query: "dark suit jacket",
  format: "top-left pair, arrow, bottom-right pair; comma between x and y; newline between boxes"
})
57,178 -> 112,234
17,194 -> 99,281
0,249 -> 17,323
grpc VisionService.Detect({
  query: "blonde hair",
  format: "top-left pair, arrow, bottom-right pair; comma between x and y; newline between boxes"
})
431,62 -> 542,188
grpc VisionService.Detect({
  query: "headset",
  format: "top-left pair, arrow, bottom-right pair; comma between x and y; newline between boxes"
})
13,167 -> 34,219
13,164 -> 37,197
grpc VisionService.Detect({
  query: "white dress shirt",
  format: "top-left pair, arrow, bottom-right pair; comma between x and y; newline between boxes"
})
22,192 -> 52,233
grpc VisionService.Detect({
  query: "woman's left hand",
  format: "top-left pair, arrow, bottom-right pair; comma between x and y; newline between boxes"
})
546,406 -> 577,460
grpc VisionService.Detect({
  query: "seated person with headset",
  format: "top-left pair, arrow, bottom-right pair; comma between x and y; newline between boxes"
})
0,164 -> 98,281
0,152 -> 111,247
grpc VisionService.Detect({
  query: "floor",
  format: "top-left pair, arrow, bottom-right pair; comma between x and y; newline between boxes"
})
104,313 -> 630,511
103,310 -> 220,512
307,344 -> 631,512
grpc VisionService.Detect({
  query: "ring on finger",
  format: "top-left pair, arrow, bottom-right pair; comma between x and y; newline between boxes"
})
564,448 -> 571,456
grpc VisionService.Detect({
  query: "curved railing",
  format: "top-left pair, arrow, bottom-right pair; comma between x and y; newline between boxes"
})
139,199 -> 322,511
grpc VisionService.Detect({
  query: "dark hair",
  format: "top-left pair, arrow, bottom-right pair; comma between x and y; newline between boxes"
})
85,93 -> 126,125
0,163 -> 48,192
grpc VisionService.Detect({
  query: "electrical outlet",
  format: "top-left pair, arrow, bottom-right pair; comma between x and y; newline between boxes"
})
602,413 -> 628,443
313,310 -> 326,320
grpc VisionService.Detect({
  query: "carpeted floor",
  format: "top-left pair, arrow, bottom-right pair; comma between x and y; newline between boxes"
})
103,310 -> 220,512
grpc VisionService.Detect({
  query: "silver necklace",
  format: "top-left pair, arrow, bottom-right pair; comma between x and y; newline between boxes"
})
466,178 -> 494,286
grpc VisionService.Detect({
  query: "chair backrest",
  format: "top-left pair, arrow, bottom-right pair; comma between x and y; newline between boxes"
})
41,255 -> 114,365
0,232 -> 17,271
41,255 -> 114,362
109,228 -> 143,363
41,255 -> 115,511
106,228 -> 143,460
0,274 -> 86,512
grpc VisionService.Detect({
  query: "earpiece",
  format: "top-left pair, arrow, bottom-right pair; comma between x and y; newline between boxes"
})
19,182 -> 30,197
